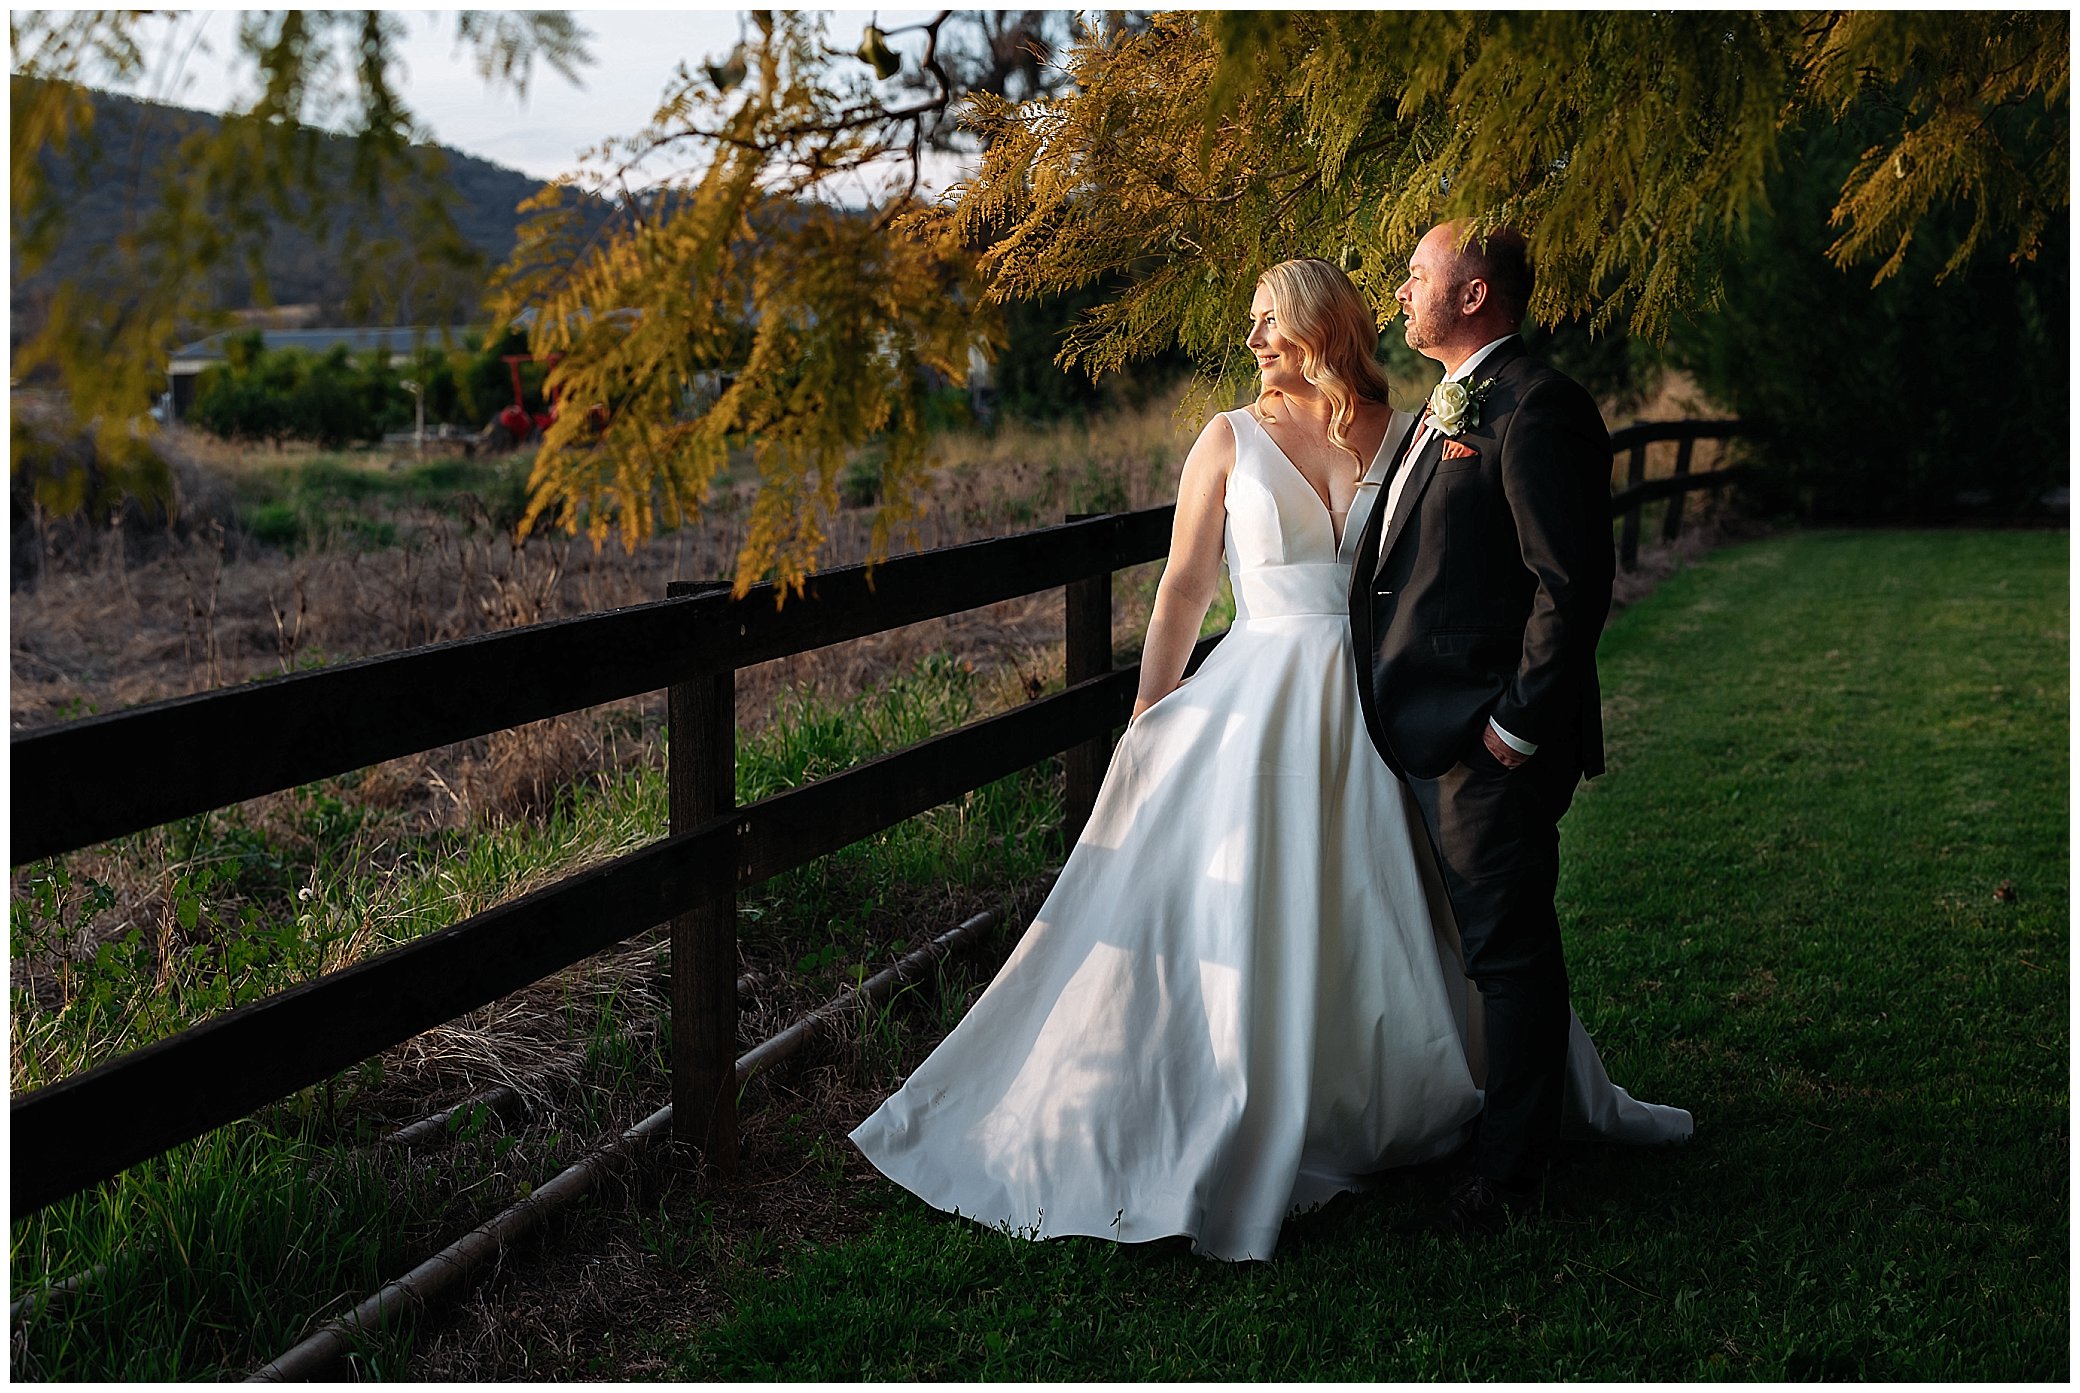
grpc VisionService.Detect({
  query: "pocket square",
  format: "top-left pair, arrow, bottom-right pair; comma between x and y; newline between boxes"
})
1440,439 -> 1478,461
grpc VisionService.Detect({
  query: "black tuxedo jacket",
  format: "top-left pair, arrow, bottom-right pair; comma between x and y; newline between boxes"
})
1347,338 -> 1614,781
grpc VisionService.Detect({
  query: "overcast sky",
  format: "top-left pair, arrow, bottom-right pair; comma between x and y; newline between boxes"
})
99,7 -> 944,182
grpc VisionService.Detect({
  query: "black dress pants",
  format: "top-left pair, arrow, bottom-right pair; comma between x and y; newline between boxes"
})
1407,729 -> 1583,1189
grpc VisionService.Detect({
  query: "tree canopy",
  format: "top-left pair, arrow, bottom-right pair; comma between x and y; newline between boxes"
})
10,9 -> 2068,588
950,11 -> 2065,391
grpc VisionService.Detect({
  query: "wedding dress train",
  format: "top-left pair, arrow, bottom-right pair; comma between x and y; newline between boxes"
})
850,408 -> 1691,1260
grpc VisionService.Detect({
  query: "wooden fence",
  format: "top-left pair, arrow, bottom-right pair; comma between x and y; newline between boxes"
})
10,417 -> 1742,1215
1608,418 -> 1747,570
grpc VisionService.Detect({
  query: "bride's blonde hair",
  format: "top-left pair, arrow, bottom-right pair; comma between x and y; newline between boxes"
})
1250,258 -> 1392,477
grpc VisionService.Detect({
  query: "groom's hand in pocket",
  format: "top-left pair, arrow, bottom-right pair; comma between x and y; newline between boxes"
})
1481,725 -> 1529,769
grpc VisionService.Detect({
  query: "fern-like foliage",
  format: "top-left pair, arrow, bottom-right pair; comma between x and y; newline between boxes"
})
947,10 -> 2066,373
13,10 -> 2064,590
492,11 -> 989,597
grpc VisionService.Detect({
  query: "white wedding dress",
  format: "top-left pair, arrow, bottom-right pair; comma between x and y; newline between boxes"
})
850,409 -> 1691,1260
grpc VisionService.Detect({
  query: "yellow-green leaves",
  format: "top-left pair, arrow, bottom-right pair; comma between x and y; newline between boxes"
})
960,10 -> 2064,368
1808,11 -> 2068,283
494,11 -> 985,596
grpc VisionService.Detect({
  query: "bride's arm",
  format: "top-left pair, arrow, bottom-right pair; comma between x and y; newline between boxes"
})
1130,415 -> 1234,722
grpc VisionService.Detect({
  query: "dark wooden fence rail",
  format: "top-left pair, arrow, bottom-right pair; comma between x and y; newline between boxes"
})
12,511 -> 1175,866
11,418 -> 1745,1215
11,659 -> 1185,1212
1607,418 -> 1747,570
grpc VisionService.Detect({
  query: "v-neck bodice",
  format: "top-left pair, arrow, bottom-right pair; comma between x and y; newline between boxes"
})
1220,409 -> 1394,620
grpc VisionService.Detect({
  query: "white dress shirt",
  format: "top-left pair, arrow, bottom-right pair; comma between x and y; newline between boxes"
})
1377,334 -> 1539,758
1379,334 -> 1516,539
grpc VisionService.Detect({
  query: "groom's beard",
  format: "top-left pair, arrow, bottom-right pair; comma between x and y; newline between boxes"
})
1399,304 -> 1449,357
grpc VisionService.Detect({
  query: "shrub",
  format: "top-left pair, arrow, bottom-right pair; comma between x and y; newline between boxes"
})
191,333 -> 510,447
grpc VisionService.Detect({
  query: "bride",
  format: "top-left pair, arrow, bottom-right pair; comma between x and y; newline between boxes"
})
850,259 -> 1689,1261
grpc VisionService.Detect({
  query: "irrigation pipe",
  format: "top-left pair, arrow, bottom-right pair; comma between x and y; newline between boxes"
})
733,913 -> 996,1082
384,1086 -> 527,1149
19,975 -> 769,1342
248,911 -> 999,1382
10,1264 -> 108,1328
382,972 -> 760,1149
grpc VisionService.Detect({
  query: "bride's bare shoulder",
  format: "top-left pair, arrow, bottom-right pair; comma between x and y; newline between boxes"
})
1355,397 -> 1402,448
1179,411 -> 1239,478
1153,413 -> 1237,512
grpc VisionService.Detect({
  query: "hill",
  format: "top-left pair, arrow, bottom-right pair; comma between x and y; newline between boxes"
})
11,82 -> 590,340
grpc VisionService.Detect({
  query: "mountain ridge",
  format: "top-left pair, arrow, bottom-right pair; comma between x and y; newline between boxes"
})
12,82 -> 586,340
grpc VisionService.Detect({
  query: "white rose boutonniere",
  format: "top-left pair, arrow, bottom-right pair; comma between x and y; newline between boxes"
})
1427,377 -> 1495,436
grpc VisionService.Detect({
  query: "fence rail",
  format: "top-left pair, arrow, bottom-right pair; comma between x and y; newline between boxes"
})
1608,418 -> 1747,570
10,417 -> 1745,1214
13,510 -> 1174,866
12,656 -> 1194,1212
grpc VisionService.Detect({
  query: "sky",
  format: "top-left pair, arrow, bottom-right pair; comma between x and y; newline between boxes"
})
92,7 -> 945,182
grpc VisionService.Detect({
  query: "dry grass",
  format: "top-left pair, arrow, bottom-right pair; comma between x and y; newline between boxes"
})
373,938 -> 668,1122
929,394 -> 1198,513
9,395 -> 1196,732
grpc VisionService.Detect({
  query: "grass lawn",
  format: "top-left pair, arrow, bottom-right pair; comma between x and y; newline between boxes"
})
653,530 -> 2068,1381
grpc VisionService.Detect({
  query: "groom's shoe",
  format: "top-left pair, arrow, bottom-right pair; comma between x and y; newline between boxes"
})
1431,1174 -> 1534,1238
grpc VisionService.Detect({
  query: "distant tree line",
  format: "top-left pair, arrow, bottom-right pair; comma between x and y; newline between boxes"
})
190,295 -> 1170,451
190,328 -> 539,448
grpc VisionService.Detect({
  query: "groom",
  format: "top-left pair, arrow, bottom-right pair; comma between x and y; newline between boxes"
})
1348,220 -> 1615,1235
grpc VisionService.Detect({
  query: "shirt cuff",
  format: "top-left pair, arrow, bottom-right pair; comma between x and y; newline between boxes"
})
1488,717 -> 1538,756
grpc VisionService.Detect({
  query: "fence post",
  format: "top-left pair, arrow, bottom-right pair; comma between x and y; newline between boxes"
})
1619,440 -> 1649,572
1660,433 -> 1698,544
1062,514 -> 1114,844
665,579 -> 737,1177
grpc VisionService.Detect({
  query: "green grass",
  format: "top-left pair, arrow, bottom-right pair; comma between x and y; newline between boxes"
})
9,656 -> 1064,1380
231,452 -> 536,550
7,1124 -> 426,1380
654,530 -> 2067,1381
